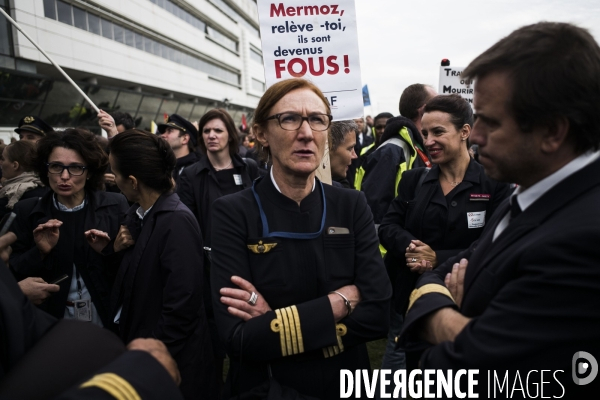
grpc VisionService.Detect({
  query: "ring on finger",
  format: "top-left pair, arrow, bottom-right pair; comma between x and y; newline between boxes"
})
411,258 -> 417,262
247,291 -> 258,306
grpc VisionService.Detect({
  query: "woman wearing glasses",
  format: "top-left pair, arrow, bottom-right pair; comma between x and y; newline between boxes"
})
9,129 -> 128,327
211,79 -> 391,398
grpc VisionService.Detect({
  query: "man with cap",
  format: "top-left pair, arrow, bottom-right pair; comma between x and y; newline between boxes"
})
158,114 -> 201,184
14,115 -> 53,143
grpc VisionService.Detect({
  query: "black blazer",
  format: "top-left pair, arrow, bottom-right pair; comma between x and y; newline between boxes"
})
177,153 -> 260,246
400,157 -> 600,396
111,192 -> 217,400
9,190 -> 128,327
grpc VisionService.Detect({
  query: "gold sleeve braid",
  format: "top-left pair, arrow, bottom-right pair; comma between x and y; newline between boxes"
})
79,373 -> 141,400
270,305 -> 304,357
323,323 -> 347,358
407,284 -> 455,313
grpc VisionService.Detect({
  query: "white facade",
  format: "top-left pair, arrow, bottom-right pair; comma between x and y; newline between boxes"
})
1,0 -> 265,141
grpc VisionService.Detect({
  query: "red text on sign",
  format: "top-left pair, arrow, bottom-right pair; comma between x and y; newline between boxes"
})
274,56 -> 350,78
270,3 -> 344,17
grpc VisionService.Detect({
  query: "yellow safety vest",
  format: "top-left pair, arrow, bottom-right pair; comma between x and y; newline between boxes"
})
354,127 -> 419,257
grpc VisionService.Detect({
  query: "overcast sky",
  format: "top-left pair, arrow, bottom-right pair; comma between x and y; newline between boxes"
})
354,0 -> 600,116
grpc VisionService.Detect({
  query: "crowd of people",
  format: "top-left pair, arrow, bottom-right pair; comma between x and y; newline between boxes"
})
0,20 -> 599,399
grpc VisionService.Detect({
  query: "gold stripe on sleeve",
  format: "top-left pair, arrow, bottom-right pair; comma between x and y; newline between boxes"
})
272,306 -> 306,357
281,307 -> 299,355
290,305 -> 304,353
279,308 -> 293,356
80,373 -> 141,400
273,309 -> 287,356
321,323 -> 348,358
407,284 -> 455,313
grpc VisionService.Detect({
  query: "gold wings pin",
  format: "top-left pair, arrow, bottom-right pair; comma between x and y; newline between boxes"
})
247,240 -> 277,254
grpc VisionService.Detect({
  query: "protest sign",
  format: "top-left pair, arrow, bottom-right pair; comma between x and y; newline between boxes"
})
439,66 -> 474,106
257,1 -> 364,121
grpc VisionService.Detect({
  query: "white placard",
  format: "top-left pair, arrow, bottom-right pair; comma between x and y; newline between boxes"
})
439,66 -> 474,106
257,1 -> 364,120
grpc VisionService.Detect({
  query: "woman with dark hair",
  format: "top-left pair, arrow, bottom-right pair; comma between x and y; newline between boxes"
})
177,108 -> 260,388
211,79 -> 391,398
0,141 -> 48,218
178,108 -> 260,232
378,94 -> 511,369
105,129 -> 216,400
9,129 -> 129,327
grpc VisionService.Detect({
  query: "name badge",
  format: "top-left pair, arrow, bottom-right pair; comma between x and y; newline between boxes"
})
233,174 -> 243,185
467,211 -> 486,229
470,194 -> 490,201
75,299 -> 92,322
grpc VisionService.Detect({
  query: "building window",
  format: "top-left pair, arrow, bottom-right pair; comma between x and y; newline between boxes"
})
252,78 -> 265,92
87,13 -> 101,35
100,18 -> 113,39
43,0 -> 57,20
149,0 -> 238,52
73,6 -> 87,30
210,0 -> 260,37
56,0 -> 72,25
42,0 -> 240,86
207,27 -> 237,52
250,48 -> 262,64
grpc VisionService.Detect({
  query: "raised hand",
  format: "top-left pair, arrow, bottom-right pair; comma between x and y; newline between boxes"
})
114,225 -> 135,252
97,109 -> 119,138
84,229 -> 111,254
33,219 -> 62,256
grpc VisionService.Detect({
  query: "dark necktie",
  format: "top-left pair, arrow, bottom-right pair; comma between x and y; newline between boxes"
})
510,197 -> 522,220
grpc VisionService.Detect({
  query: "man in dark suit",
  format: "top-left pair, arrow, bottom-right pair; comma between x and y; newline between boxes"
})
399,22 -> 600,397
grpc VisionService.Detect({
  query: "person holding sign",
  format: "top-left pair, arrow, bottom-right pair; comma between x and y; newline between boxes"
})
211,78 -> 391,399
378,94 -> 510,371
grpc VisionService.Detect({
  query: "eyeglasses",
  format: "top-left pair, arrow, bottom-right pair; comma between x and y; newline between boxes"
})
266,113 -> 332,131
46,163 -> 88,176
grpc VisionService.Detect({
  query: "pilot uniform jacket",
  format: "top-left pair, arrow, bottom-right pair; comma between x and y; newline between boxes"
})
110,192 -> 217,400
211,176 -> 392,399
399,156 -> 600,397
9,190 -> 128,327
379,159 -> 510,313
